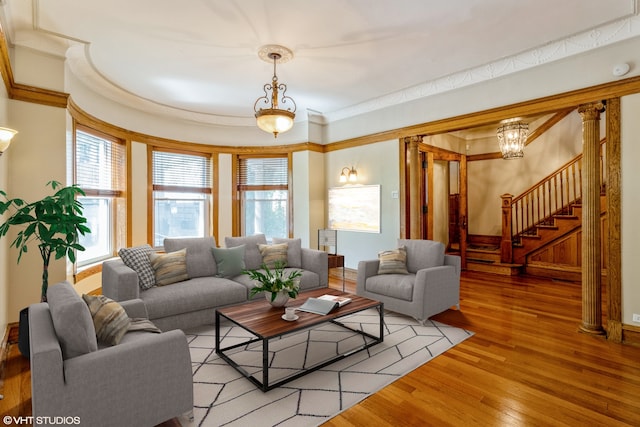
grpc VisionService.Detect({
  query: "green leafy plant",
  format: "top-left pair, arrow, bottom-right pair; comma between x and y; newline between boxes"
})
0,181 -> 91,301
244,261 -> 302,302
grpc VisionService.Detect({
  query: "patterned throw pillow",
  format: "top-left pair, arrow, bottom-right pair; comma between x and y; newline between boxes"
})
82,294 -> 131,346
149,248 -> 189,286
118,245 -> 156,290
212,245 -> 246,277
377,246 -> 409,275
258,242 -> 288,268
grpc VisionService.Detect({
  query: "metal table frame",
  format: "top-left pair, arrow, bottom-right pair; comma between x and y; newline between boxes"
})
215,302 -> 384,392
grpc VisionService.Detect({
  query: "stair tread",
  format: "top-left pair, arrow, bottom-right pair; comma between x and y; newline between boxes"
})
467,259 -> 523,267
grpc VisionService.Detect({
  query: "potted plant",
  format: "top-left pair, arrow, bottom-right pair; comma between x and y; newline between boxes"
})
244,261 -> 302,307
0,181 -> 90,357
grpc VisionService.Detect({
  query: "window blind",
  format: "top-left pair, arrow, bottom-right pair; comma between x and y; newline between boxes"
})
75,129 -> 125,195
152,151 -> 212,193
238,157 -> 288,187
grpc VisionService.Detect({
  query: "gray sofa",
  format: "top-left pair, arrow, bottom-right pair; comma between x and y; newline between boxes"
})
30,281 -> 193,427
102,234 -> 328,331
357,239 -> 460,322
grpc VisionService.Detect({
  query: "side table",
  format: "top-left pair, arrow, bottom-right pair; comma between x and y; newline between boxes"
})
327,254 -> 345,291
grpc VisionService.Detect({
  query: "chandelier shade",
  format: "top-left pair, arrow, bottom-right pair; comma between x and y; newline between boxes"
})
254,46 -> 297,138
496,121 -> 528,159
255,109 -> 295,136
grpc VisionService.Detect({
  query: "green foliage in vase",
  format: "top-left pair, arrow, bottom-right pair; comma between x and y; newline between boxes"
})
0,181 -> 90,301
244,261 -> 302,301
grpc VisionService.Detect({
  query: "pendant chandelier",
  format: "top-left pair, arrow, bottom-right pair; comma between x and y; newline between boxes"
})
254,45 -> 297,138
496,120 -> 528,159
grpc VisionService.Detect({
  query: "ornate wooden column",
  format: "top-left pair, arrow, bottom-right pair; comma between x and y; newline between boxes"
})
578,102 -> 605,335
407,136 -> 422,239
606,97 -> 622,342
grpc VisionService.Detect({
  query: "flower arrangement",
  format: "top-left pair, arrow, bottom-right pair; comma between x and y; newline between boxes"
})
244,261 -> 302,303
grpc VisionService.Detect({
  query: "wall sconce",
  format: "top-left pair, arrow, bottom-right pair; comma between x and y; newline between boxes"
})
0,127 -> 18,156
339,166 -> 357,183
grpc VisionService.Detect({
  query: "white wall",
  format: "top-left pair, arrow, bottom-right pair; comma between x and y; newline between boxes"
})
432,160 -> 449,245
6,100 -> 67,319
292,150 -> 325,249
326,140 -> 400,269
621,93 -> 640,326
217,153 -> 233,244
131,142 -> 148,245
0,79 -> 11,333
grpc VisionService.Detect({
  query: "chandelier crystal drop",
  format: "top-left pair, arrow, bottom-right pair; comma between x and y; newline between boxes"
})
496,121 -> 528,159
254,45 -> 297,138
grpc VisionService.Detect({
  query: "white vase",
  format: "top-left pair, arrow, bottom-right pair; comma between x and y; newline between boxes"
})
266,291 -> 289,307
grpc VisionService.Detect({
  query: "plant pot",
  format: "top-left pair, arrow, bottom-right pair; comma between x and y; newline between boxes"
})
18,307 -> 30,359
266,291 -> 289,307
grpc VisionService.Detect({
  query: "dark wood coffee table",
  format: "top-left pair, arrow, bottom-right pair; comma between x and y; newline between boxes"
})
215,288 -> 383,392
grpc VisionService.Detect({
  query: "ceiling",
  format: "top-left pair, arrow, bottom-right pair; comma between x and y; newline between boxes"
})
0,0 -> 638,130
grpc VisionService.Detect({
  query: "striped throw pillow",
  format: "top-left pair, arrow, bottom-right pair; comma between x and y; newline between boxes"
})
82,294 -> 131,346
149,248 -> 189,286
377,246 -> 409,274
259,242 -> 289,268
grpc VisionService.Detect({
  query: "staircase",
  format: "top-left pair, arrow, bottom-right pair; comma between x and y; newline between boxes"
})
466,244 -> 522,275
466,139 -> 606,279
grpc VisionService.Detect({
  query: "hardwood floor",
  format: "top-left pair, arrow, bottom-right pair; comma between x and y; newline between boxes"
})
2,271 -> 639,426
327,272 -> 640,426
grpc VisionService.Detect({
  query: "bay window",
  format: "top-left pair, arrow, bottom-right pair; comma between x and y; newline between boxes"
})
74,127 -> 126,266
152,149 -> 212,247
237,156 -> 290,241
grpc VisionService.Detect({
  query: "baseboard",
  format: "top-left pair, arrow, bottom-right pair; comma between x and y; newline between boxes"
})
622,324 -> 640,347
0,322 -> 19,400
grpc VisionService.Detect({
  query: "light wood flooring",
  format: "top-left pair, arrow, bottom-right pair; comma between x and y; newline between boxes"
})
2,271 -> 640,426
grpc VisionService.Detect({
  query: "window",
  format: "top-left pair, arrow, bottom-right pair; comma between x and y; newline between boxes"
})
237,156 -> 290,240
74,127 -> 126,266
152,150 -> 212,247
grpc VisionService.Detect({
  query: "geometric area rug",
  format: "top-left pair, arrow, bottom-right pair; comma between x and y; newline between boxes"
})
180,309 -> 473,427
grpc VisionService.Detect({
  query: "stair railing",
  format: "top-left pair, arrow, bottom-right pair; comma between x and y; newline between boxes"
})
500,139 -> 605,263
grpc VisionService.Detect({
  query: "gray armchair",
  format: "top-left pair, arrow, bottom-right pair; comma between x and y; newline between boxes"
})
357,239 -> 460,322
29,281 -> 193,427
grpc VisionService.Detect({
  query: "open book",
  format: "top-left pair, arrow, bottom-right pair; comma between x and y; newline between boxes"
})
297,297 -> 340,315
318,294 -> 352,307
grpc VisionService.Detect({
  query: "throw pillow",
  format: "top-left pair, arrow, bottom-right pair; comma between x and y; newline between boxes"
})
82,294 -> 131,346
272,237 -> 302,267
47,281 -> 98,359
149,248 -> 189,286
164,236 -> 217,278
225,234 -> 267,270
128,318 -> 162,334
377,246 -> 409,275
118,244 -> 156,290
258,242 -> 288,268
212,245 -> 246,277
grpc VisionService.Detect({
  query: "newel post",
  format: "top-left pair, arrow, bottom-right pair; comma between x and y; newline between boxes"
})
500,194 -> 513,264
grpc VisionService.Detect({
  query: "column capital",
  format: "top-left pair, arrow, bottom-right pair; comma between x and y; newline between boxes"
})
578,102 -> 605,121
404,135 -> 423,146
